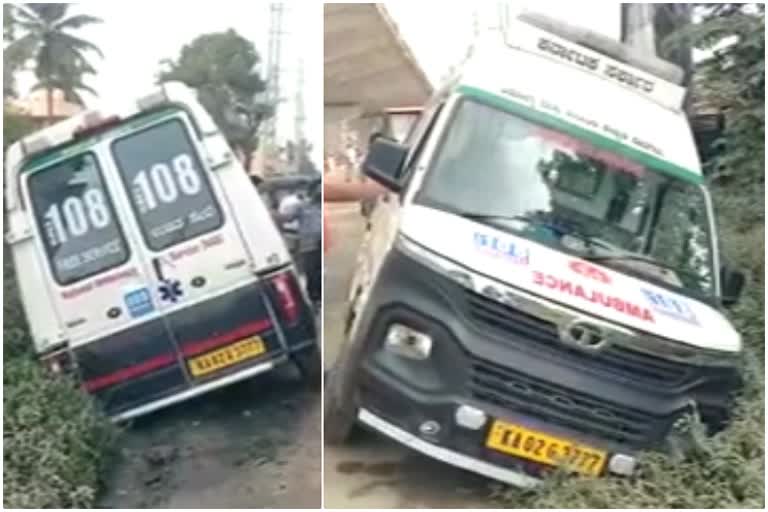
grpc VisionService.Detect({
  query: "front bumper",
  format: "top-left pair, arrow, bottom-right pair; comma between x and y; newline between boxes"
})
358,408 -> 542,487
345,244 -> 739,483
356,352 -> 637,482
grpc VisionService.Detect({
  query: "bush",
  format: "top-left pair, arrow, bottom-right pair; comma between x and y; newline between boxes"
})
502,406 -> 762,508
3,255 -> 116,508
3,249 -> 32,359
3,358 -> 117,508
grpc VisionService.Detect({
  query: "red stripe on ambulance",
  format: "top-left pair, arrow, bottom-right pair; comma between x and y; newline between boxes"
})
180,318 -> 272,357
82,318 -> 273,392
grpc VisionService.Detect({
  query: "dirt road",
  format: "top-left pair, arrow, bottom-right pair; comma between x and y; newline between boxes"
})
98,339 -> 321,508
323,203 -> 498,509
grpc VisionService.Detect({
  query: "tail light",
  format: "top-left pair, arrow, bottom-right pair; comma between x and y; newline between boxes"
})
271,272 -> 300,326
41,347 -> 75,376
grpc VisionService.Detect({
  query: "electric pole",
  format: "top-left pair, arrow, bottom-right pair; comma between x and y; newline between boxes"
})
293,56 -> 306,174
620,3 -> 657,56
620,3 -> 694,112
263,2 -> 285,156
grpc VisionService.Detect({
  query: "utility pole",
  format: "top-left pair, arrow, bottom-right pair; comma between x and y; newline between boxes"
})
263,2 -> 285,157
293,56 -> 306,174
620,3 -> 658,56
621,3 -> 694,113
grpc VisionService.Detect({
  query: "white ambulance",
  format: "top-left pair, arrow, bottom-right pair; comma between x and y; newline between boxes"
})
5,82 -> 319,421
325,13 -> 746,486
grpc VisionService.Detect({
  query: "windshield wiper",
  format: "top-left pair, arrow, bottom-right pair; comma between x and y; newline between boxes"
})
455,212 -> 564,232
582,253 -> 706,282
454,211 -> 614,254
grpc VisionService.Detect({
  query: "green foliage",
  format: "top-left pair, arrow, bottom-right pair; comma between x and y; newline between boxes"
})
3,108 -> 36,150
157,29 -> 274,169
5,3 -> 102,108
4,4 -> 23,96
3,248 -> 33,359
666,4 -> 765,186
3,357 -> 117,508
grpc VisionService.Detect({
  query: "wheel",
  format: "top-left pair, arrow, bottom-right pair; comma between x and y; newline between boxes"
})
294,346 -> 321,390
324,366 -> 358,445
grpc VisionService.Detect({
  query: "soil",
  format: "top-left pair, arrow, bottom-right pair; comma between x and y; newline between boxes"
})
98,350 -> 321,508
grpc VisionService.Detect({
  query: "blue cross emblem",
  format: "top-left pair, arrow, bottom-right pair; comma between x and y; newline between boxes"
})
159,279 -> 183,303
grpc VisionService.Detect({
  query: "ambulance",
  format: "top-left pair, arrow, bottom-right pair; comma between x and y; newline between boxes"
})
325,13 -> 746,486
5,82 -> 319,421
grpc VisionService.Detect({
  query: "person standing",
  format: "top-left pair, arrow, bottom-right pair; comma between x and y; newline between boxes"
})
298,181 -> 323,305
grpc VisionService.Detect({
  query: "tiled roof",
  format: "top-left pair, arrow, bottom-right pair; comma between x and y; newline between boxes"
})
10,89 -> 83,119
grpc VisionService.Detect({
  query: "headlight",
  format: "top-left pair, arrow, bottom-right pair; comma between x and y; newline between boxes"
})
385,323 -> 433,360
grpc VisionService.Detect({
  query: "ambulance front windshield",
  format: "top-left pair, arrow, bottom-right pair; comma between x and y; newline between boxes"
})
416,98 -> 717,298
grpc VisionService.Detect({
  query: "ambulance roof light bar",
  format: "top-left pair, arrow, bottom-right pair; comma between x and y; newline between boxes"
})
72,111 -> 122,140
516,10 -> 684,85
136,82 -> 195,112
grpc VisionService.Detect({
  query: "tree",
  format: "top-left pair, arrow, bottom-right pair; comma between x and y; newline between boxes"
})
3,109 -> 36,150
4,4 -> 23,97
157,29 -> 273,172
5,4 -> 102,122
665,5 -> 764,189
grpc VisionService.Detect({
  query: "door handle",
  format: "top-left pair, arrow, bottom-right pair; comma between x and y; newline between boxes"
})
152,257 -> 166,281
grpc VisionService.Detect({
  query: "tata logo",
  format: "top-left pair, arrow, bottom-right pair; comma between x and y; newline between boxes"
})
569,260 -> 611,284
641,289 -> 698,325
560,320 -> 608,351
474,233 -> 530,265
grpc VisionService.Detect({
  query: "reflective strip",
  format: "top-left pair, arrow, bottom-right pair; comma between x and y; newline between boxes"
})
82,317 -> 274,392
357,408 -> 541,488
83,354 -> 176,392
180,318 -> 273,357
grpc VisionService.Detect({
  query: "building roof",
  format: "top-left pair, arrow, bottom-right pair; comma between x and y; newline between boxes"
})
10,88 -> 82,119
324,3 -> 433,114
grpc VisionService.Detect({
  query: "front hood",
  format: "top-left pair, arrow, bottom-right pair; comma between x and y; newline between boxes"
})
400,205 -> 741,353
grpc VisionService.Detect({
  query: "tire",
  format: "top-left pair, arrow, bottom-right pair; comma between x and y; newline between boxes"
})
323,364 -> 358,445
294,346 -> 321,390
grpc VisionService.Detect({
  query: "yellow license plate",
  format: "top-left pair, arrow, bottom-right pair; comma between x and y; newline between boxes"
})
486,420 -> 607,477
187,336 -> 266,377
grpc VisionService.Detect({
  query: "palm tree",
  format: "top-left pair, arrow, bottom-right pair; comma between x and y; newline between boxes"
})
6,4 -> 102,123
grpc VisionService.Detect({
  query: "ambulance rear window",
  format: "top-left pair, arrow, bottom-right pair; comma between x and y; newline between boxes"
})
28,152 -> 130,285
111,118 -> 223,251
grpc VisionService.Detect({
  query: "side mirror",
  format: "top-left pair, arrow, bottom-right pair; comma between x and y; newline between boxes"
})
720,266 -> 746,306
362,138 -> 408,192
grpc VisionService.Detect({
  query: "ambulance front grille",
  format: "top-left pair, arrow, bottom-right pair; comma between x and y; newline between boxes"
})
469,357 -> 674,447
464,288 -> 694,388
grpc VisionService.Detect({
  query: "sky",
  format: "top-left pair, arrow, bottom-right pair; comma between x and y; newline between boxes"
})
13,2 -> 323,164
